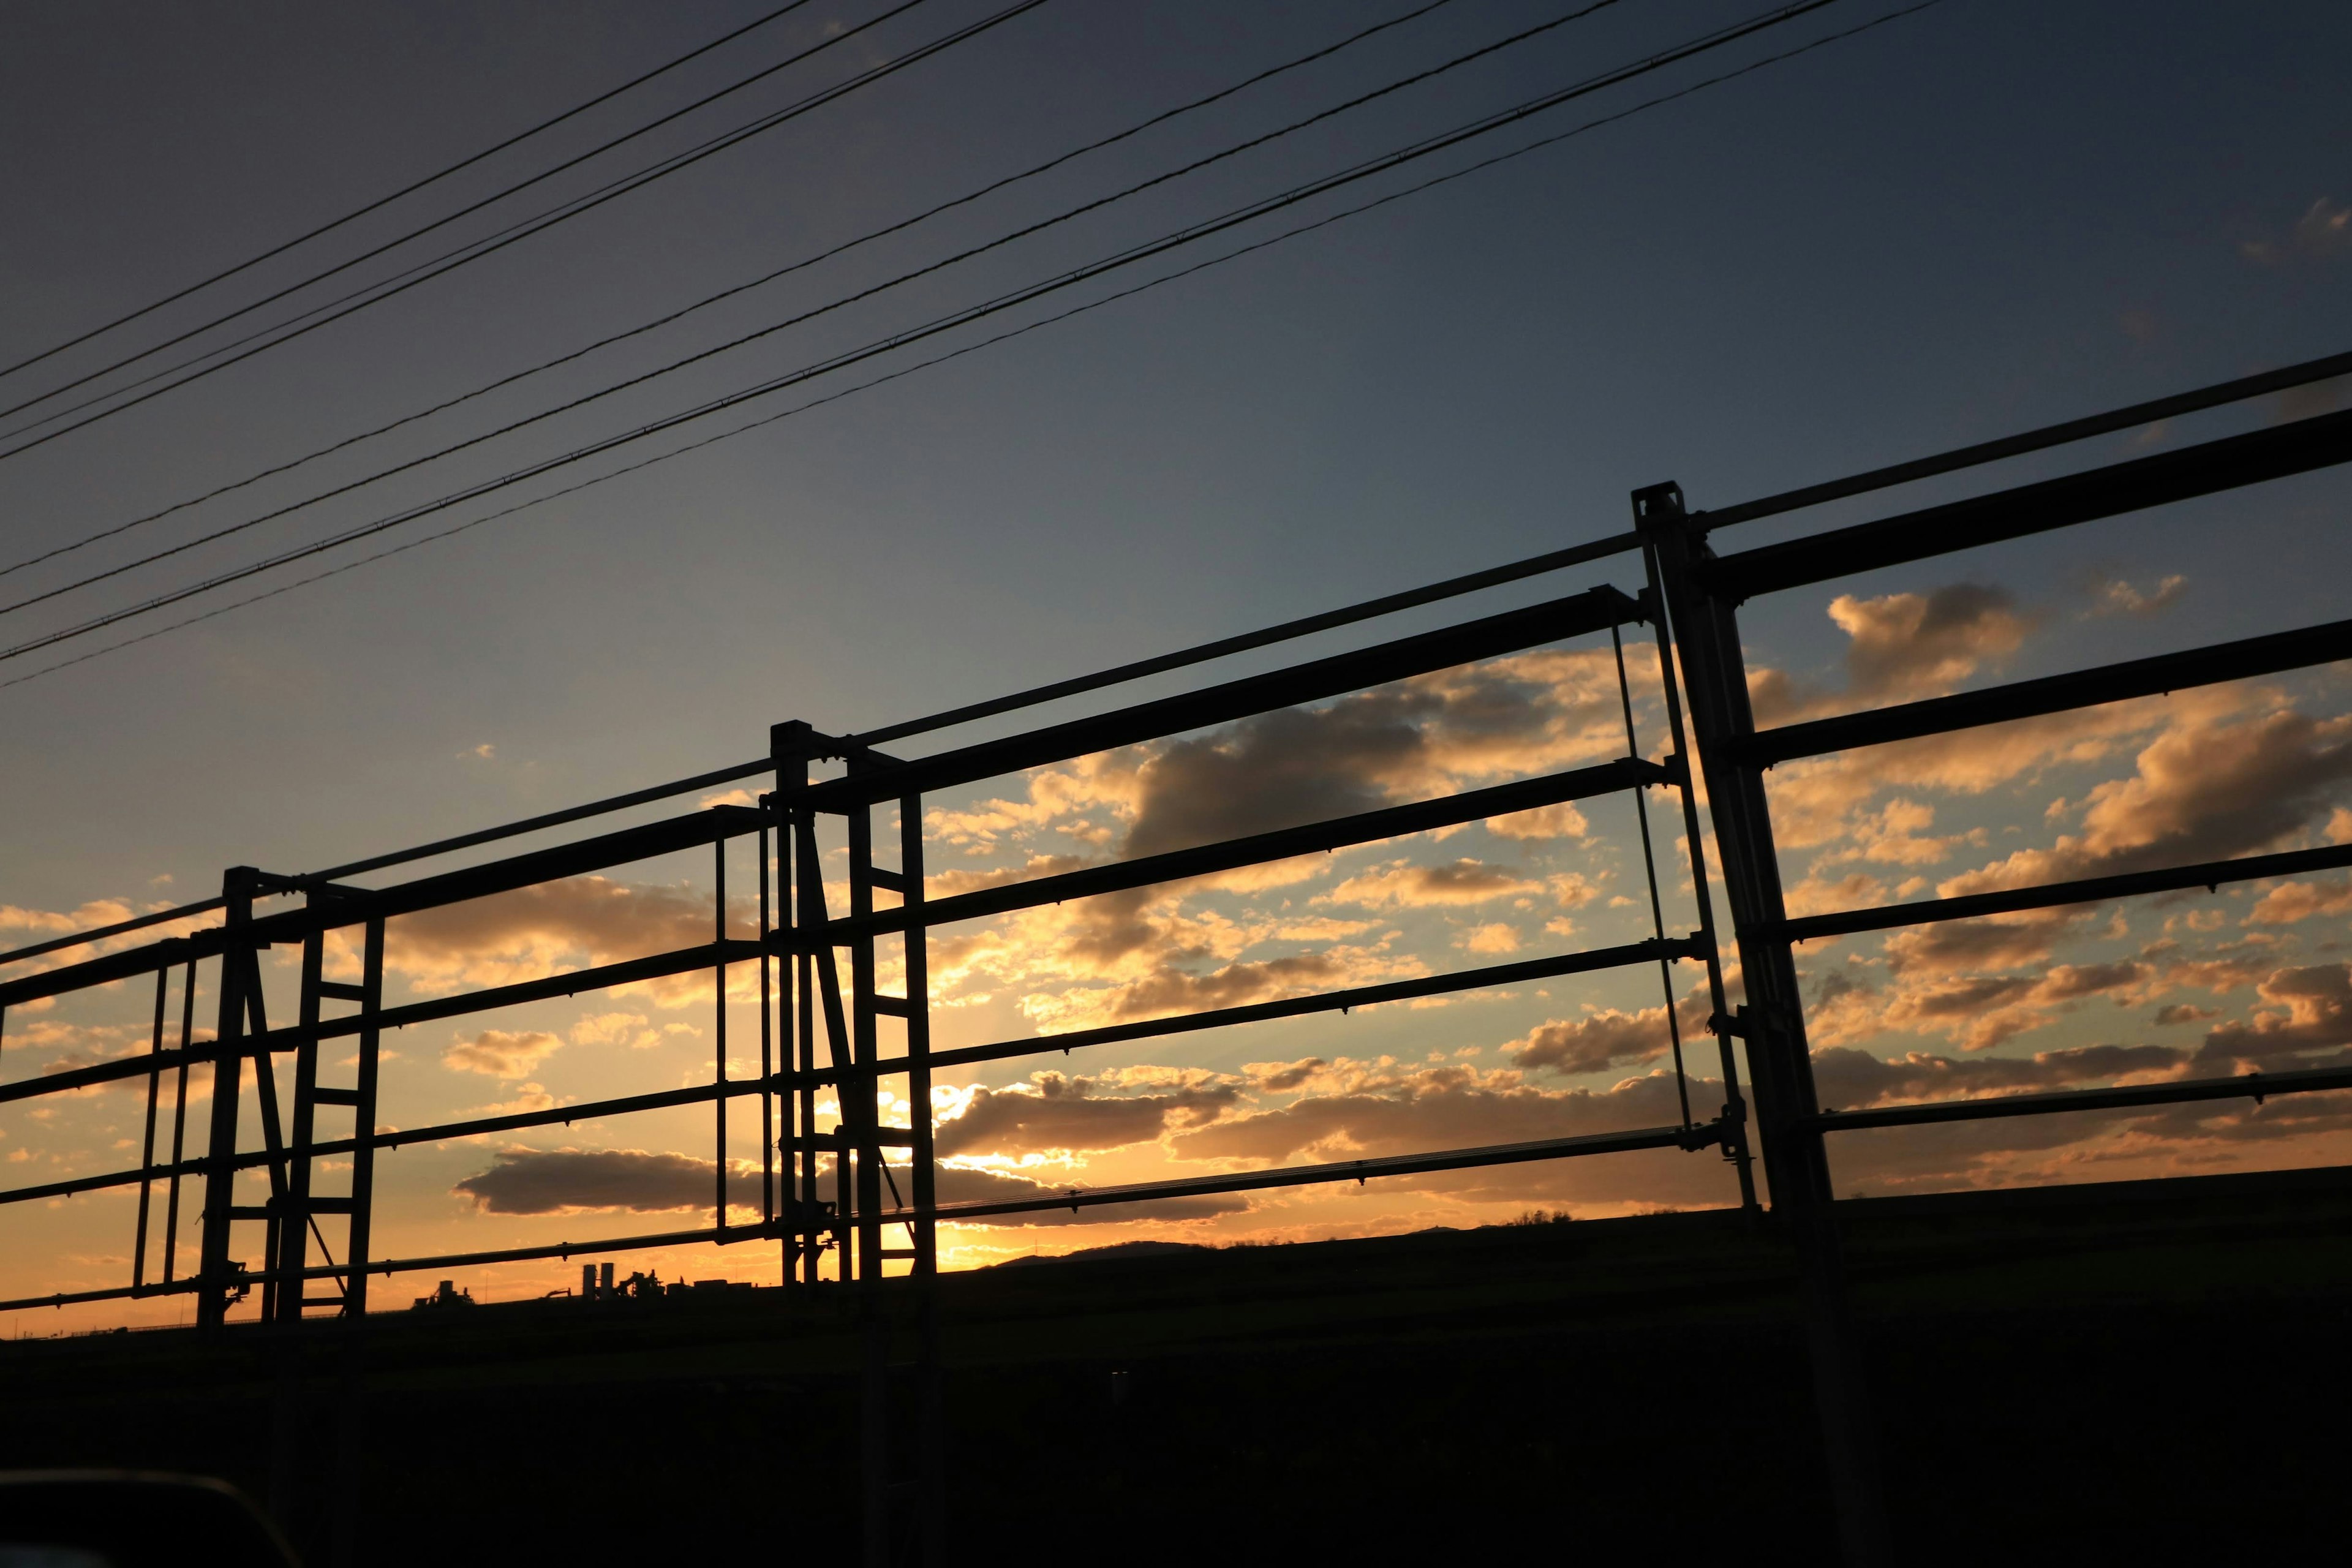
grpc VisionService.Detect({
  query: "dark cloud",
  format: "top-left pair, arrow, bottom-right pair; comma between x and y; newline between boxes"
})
1508,1009 -> 1673,1078
2195,963 -> 2352,1069
453,1148 -> 761,1215
1095,952 -> 1366,1023
935,1071 -> 1238,1157
1882,911 -> 2089,976
1940,707 -> 2352,896
1840,584 -> 2031,700
1247,1057 -> 1327,1093
1809,1044 -> 2187,1110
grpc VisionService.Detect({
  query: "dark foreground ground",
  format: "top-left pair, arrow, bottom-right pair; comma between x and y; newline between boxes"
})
2,1164 -> 2346,1565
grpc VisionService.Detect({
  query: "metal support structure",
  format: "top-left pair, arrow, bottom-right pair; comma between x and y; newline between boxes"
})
196,868 -> 257,1332
5,353 -> 2350,1568
1640,484 -> 1892,1566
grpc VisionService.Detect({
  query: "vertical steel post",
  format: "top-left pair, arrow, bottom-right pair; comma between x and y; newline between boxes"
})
197,868 -> 257,1331
901,790 -> 945,1564
1638,550 -> 1758,1212
133,963 -> 169,1292
345,918 -> 385,1316
845,776 -> 891,1567
278,924 -> 326,1322
163,958 -> 196,1285
759,821 -> 775,1231
1638,483 -> 1891,1564
715,837 -> 730,1232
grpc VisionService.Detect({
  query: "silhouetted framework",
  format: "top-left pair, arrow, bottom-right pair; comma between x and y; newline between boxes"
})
0,349 -> 2347,1566
0,559 -> 1746,1564
1639,358 -> 2352,1567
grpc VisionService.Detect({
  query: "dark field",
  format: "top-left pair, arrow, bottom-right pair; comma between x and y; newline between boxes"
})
4,1165 -> 2345,1565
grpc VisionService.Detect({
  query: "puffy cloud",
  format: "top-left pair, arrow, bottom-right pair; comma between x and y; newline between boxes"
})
354,876 -> 747,1003
2086,576 -> 2187,618
1325,859 -> 1541,908
1811,1042 -> 2187,1110
1833,585 -> 2033,701
932,1070 -> 1238,1158
2193,963 -> 2352,1070
443,1028 -> 564,1078
570,1011 -> 662,1049
1484,802 -> 1591,841
1938,705 -> 2352,897
1458,924 -> 1521,955
1506,1008 -> 1678,1077
453,1147 -> 761,1215
2246,878 -> 2352,925
1823,958 -> 2146,1054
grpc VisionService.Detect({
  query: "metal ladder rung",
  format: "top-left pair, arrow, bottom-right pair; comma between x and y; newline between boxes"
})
309,1086 -> 362,1106
870,993 -> 916,1017
314,981 -> 371,1003
864,865 -> 909,894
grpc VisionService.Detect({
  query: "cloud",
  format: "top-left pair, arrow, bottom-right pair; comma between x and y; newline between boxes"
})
1484,802 -> 1591,840
1458,924 -> 1521,955
2086,576 -> 2187,619
2243,197 -> 2352,265
1811,1042 -> 2188,1110
1937,704 -> 2352,897
1833,585 -> 2033,701
453,1147 -> 762,1215
443,1028 -> 564,1078
1506,1008 -> 1676,1077
2193,963 -> 2352,1070
570,1011 -> 662,1049
2246,878 -> 2352,925
932,1071 -> 1239,1158
1325,859 -> 1541,908
351,875 -> 750,1002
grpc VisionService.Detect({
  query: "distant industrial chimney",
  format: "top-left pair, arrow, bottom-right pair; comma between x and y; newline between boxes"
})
582,1263 -> 597,1299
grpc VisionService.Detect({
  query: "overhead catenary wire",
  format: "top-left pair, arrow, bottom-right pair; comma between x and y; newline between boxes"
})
3,0 -> 1939,688
0,0 -> 1468,585
0,0 -> 993,443
0,1 -> 823,390
0,0 -> 1632,624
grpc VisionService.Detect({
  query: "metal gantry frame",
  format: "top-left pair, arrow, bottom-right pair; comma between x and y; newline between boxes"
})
0,350 -> 2348,1564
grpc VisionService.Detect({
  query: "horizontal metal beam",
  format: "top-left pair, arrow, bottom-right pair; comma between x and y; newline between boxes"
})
918,1121 -> 1721,1221
901,936 -> 1705,1078
0,808 -> 764,1010
1700,347 -> 2352,531
803,587 -> 1645,812
796,755 -> 1672,941
1777,842 -> 2352,945
0,939 -> 764,1105
1708,406 -> 2352,602
303,760 -> 772,884
1812,1062 -> 2352,1133
0,911 -> 216,970
851,535 -> 1645,748
1741,616 -> 2352,767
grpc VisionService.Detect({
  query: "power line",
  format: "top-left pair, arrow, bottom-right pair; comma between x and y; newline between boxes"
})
1,0 -> 1882,674
0,0 -> 954,434
1,0 -> 1622,621
1,0 -> 1947,696
0,0 -> 1468,585
0,0 -> 1047,464
0,1 -> 823,389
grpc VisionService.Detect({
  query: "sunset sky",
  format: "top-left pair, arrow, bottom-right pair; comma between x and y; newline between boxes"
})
2,0 -> 2350,1327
